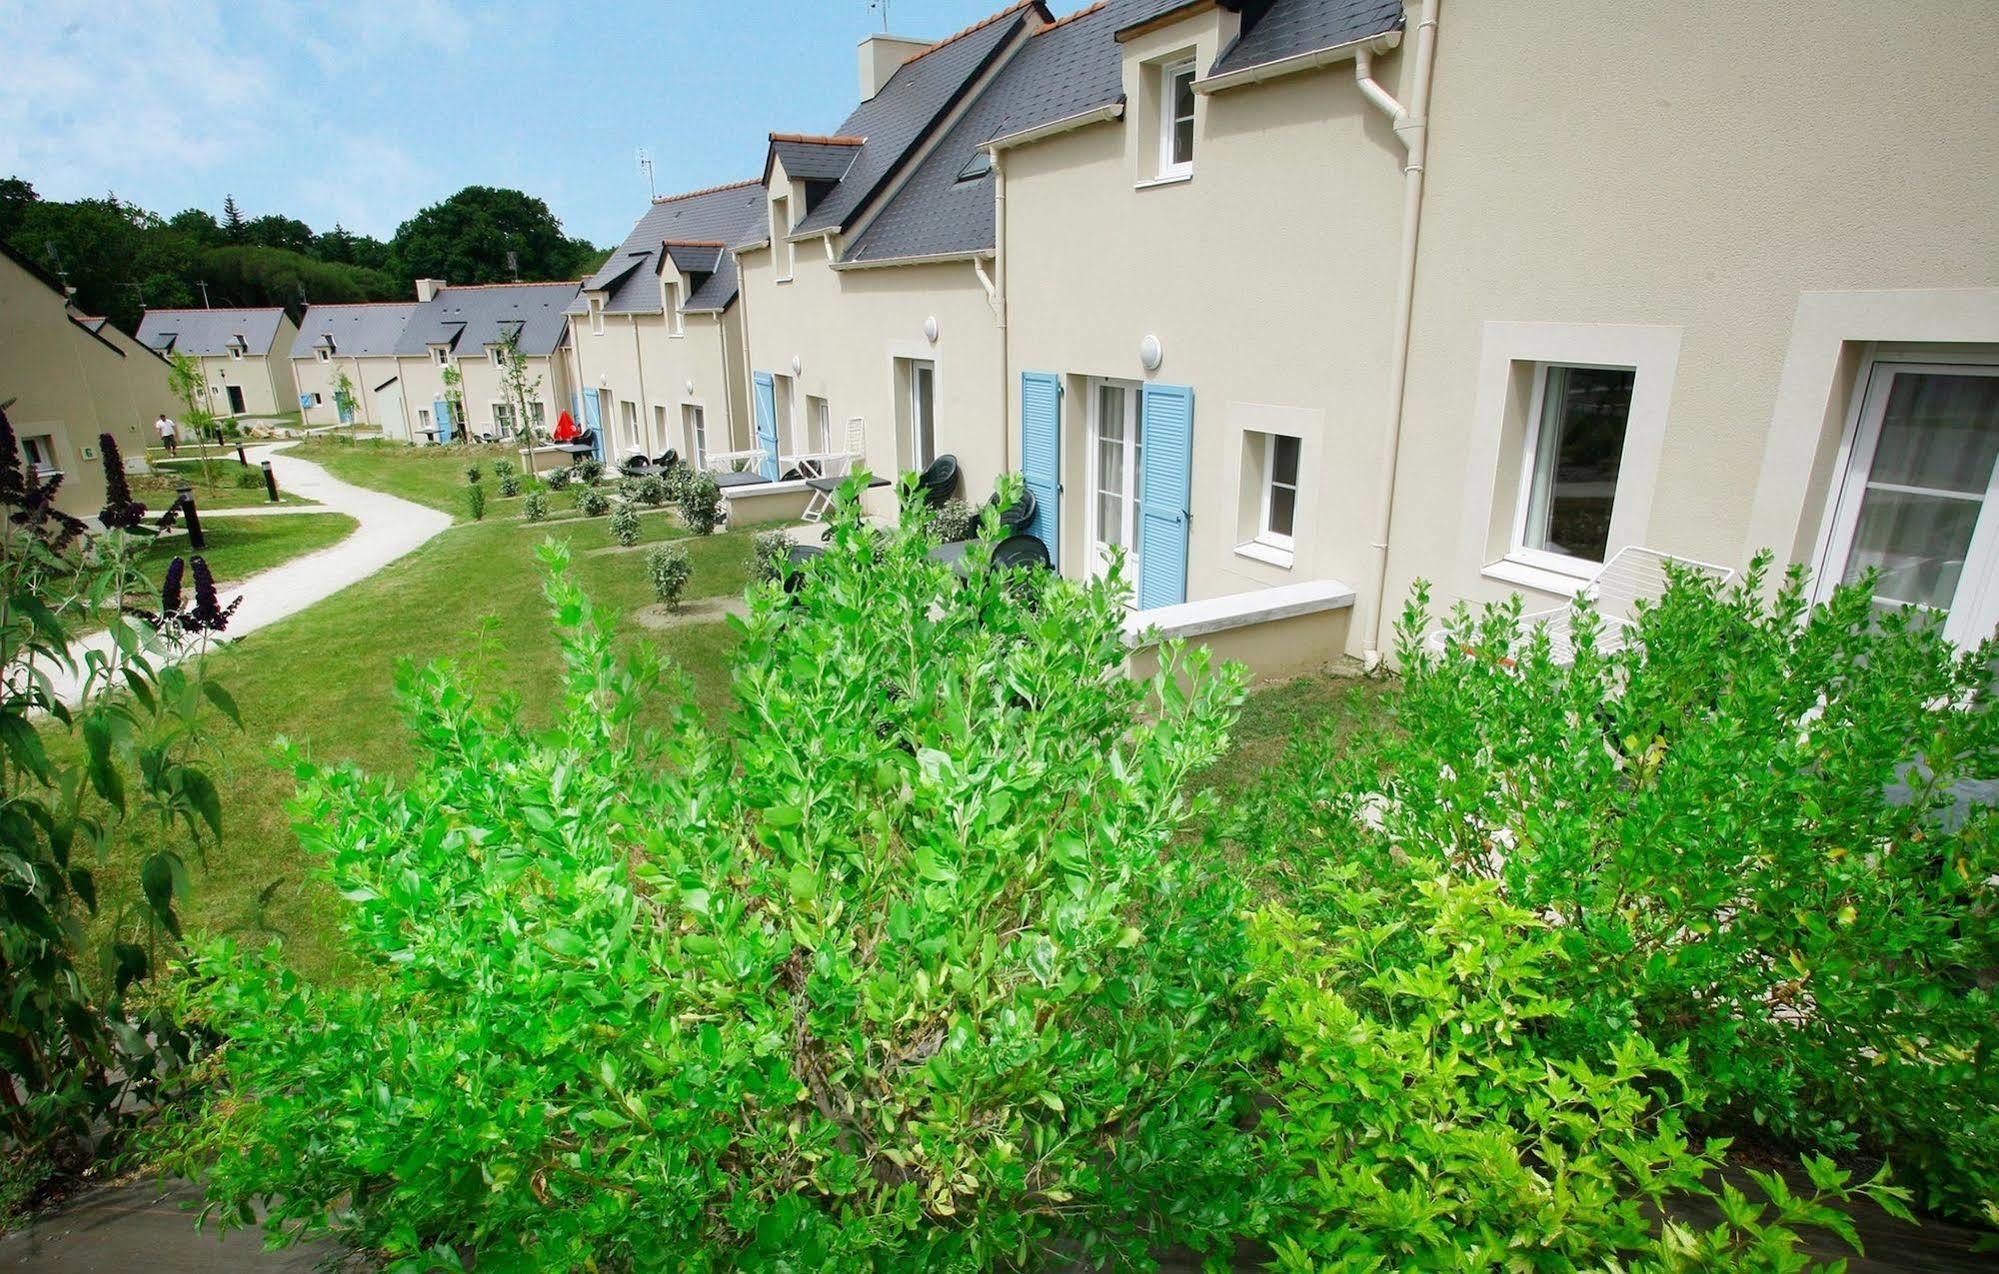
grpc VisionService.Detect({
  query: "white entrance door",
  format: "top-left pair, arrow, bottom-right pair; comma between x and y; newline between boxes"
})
1087,380 -> 1143,581
1819,359 -> 1999,647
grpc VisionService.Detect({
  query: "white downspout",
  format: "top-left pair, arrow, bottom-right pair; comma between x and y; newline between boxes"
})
1357,0 -> 1439,668
988,146 -> 1011,472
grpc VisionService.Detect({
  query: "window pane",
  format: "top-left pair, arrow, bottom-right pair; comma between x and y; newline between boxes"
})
1272,434 -> 1300,486
1173,69 -> 1194,119
1173,118 -> 1194,166
1099,430 -> 1124,493
1268,485 -> 1296,538
1098,491 -> 1124,547
1524,365 -> 1633,562
1869,372 -> 1999,494
1843,489 -> 1978,610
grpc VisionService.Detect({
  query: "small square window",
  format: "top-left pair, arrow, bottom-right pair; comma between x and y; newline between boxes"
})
433,347 -> 450,366
315,348 -> 330,363
1515,364 -> 1636,566
1262,434 -> 1300,546
957,148 -> 992,182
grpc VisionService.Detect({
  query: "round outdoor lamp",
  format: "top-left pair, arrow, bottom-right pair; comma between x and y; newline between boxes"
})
924,315 -> 939,343
1140,334 -> 1163,373
685,379 -> 695,395
791,355 -> 802,376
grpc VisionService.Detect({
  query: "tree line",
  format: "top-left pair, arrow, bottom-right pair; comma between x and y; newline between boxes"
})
0,177 -> 607,334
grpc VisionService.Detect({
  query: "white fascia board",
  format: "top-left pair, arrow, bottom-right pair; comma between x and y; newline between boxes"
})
985,101 -> 1125,154
1195,30 -> 1401,95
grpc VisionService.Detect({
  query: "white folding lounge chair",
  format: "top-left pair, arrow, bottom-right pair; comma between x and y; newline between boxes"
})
1430,546 -> 1735,664
801,416 -> 867,524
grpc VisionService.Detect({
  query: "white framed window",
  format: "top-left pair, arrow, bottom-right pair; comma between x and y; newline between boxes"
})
528,401 -> 545,433
1088,379 -> 1144,581
589,297 -> 605,336
19,434 -> 59,478
771,194 -> 793,281
489,346 -> 506,366
1818,355 -> 1999,647
315,347 -> 330,363
229,344 -> 244,361
1158,58 -> 1196,179
492,401 -> 517,435
683,403 -> 707,468
664,280 -> 683,336
1512,363 -> 1637,571
432,346 -> 450,366
310,392 -> 324,407
897,358 -> 936,471
418,408 -> 431,432
807,395 -> 831,453
772,374 -> 795,456
653,404 -> 668,453
620,399 -> 639,448
1256,432 -> 1301,552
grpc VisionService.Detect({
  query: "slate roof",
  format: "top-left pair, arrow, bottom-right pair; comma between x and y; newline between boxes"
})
769,137 -> 864,184
844,0 -> 1167,264
1210,0 -> 1403,78
394,282 -> 578,358
289,303 -> 419,360
786,2 -> 1044,239
136,307 -> 287,357
572,180 -> 765,318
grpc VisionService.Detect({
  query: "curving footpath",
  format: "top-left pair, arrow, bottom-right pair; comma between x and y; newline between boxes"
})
46,441 -> 453,706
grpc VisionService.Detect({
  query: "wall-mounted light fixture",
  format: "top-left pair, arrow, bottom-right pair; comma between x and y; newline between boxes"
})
791,355 -> 802,376
685,379 -> 695,395
923,315 -> 939,343
1139,334 -> 1163,373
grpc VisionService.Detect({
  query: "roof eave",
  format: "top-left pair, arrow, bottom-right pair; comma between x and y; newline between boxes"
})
1199,29 -> 1402,94
833,249 -> 993,272
986,100 -> 1125,153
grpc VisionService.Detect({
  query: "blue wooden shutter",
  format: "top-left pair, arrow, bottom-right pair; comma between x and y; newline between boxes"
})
432,398 -> 453,442
580,391 -> 603,459
752,371 -> 779,481
1137,383 -> 1194,609
1019,372 -> 1061,565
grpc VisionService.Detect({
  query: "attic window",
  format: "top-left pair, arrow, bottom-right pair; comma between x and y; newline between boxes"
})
316,348 -> 331,363
957,149 -> 992,182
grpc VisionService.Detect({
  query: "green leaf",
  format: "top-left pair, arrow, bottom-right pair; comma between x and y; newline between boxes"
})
202,680 -> 243,729
787,863 -> 818,902
180,766 -> 224,841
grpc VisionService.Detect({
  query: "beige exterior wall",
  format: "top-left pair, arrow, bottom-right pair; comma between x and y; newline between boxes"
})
293,354 -> 411,434
191,316 -> 299,420
739,213 -> 1005,513
1002,8 -> 1411,632
1379,2 -> 1999,645
568,304 -> 748,463
0,256 -> 157,517
388,347 -> 572,443
85,322 -> 179,434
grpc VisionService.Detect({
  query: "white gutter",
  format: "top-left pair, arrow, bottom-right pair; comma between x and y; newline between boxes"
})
992,146 -> 1011,472
1194,29 -> 1401,95
1356,0 -> 1439,668
985,101 -> 1125,154
830,249 -> 993,272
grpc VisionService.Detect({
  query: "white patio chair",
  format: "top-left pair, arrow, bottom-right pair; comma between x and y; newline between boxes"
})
702,447 -> 768,475
1429,546 -> 1734,664
801,416 -> 868,523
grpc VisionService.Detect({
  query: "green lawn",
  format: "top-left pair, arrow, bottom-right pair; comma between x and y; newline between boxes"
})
134,513 -> 750,980
133,464 -> 315,510
138,513 -> 359,587
284,440 -> 527,519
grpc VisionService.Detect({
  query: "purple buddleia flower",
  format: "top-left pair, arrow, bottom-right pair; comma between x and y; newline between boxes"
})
184,556 -> 240,634
96,433 -> 147,530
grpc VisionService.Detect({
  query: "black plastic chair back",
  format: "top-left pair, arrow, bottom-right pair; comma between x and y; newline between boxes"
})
918,454 -> 959,507
990,533 -> 1051,572
992,486 -> 1037,532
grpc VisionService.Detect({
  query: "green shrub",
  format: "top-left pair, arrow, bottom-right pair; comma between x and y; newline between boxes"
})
464,463 -> 483,484
609,501 -> 641,547
574,485 -> 609,518
574,457 -> 604,485
233,468 -> 263,490
545,466 -> 572,491
622,473 -> 667,507
642,541 -> 690,608
1232,555 -> 1999,1221
521,490 -> 548,522
463,481 -> 487,522
661,462 -> 694,506
159,484 -> 1258,1269
492,458 -> 515,479
932,497 -> 978,542
677,471 -> 722,536
497,470 -> 521,498
1248,872 -> 1903,1268
746,528 -> 791,585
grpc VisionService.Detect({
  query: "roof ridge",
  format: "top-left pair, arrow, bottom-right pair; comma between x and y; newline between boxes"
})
770,132 -> 866,146
141,306 -> 286,315
1040,0 -> 1106,33
662,238 -> 727,247
436,280 -> 580,291
306,300 -> 419,309
902,0 -> 1043,65
651,178 -> 762,205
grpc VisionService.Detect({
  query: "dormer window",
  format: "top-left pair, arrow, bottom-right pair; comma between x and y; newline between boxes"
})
315,347 -> 331,363
588,296 -> 605,335
433,346 -> 450,366
1158,58 -> 1196,179
229,341 -> 246,361
771,193 -> 793,281
490,346 -> 506,366
664,279 -> 684,337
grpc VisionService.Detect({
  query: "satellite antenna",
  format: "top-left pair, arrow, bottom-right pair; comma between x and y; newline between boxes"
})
870,0 -> 891,31
637,148 -> 657,200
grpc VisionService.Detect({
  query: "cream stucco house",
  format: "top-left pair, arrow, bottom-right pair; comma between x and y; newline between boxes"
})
2,243 -> 171,518
566,180 -> 765,468
135,306 -> 300,420
290,303 -> 420,438
390,280 -> 579,445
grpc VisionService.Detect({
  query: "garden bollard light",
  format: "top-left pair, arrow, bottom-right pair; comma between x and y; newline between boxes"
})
236,442 -> 248,466
177,485 -> 205,549
262,460 -> 279,502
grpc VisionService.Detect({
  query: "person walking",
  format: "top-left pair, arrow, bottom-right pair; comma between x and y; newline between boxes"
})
155,413 -> 178,456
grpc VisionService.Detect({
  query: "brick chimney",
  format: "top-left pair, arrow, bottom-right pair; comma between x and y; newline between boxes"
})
414,278 -> 446,303
858,33 -> 929,101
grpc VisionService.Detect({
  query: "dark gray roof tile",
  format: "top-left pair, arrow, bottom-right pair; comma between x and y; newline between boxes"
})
1210,0 -> 1403,77
136,307 -> 286,357
289,303 -> 418,360
571,181 -> 765,317
394,283 -> 578,358
770,137 -> 863,183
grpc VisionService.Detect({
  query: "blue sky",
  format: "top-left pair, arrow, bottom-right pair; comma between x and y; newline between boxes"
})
0,0 -> 1013,247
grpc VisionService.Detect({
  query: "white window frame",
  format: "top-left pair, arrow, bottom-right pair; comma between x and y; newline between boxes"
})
664,279 -> 684,337
489,346 -> 506,367
589,297 -> 605,336
652,403 -> 669,454
229,345 -> 244,361
1509,361 -> 1639,577
492,400 -> 517,436
903,360 -> 936,470
807,395 -> 831,453
19,434 -> 60,479
315,347 -> 330,363
528,400 -> 545,433
771,194 -> 793,282
684,403 -> 707,468
1815,353 -> 1999,647
1256,432 -> 1301,554
432,346 -> 450,366
1157,58 -> 1196,180
620,399 -> 640,449
1086,378 -> 1144,582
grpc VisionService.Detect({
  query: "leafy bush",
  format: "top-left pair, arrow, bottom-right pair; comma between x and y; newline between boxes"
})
463,480 -> 487,522
160,483 -> 1258,1269
544,466 -> 572,491
497,470 -> 521,498
746,528 -> 791,585
932,497 -> 978,543
677,470 -> 722,536
574,457 -> 604,485
232,468 -> 263,490
1248,872 -> 1902,1268
491,458 -> 515,479
573,485 -> 609,518
1232,556 -> 1999,1221
642,540 -> 690,609
622,473 -> 668,507
661,462 -> 694,506
464,463 -> 483,483
609,501 -> 641,547
521,490 -> 548,522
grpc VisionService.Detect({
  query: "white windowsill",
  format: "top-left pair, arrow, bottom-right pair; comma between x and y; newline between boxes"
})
1233,538 -> 1294,569
1481,555 -> 1594,598
1135,171 -> 1193,191
1123,578 -> 1355,646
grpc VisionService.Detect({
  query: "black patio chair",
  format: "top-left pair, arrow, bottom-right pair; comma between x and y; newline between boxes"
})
782,544 -> 824,596
990,486 -> 1037,534
917,454 -> 959,508
990,532 -> 1051,572
654,450 -> 679,469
